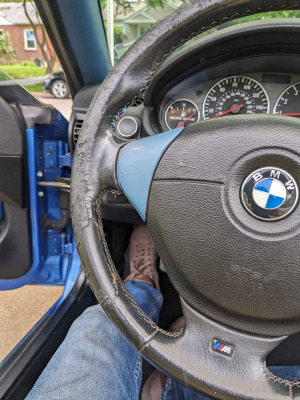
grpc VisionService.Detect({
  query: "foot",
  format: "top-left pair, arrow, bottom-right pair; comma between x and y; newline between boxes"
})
141,317 -> 185,400
124,225 -> 160,291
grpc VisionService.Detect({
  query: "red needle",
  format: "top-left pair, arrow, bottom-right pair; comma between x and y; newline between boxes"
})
210,104 -> 244,119
281,113 -> 300,116
177,112 -> 195,128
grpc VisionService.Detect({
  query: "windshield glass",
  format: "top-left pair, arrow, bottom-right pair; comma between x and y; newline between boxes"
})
99,1 -> 300,64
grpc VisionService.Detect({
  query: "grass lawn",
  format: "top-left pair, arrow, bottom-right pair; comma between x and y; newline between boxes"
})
0,65 -> 46,79
24,82 -> 44,92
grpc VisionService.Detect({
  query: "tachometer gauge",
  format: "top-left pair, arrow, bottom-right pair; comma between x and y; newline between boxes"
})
274,82 -> 300,117
165,99 -> 200,130
203,76 -> 269,120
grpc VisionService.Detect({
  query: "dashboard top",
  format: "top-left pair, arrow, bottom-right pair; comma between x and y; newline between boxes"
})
69,19 -> 300,223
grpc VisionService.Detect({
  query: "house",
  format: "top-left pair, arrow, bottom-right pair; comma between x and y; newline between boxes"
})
0,2 -> 57,67
103,1 -> 181,46
122,1 -> 179,41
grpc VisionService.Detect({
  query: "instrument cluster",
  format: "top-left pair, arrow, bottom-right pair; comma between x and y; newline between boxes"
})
161,69 -> 300,131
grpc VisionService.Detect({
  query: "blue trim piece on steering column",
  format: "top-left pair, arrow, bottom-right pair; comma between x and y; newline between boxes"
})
117,128 -> 183,221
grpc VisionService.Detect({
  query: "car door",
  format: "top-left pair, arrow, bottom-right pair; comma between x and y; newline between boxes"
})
0,69 -> 79,293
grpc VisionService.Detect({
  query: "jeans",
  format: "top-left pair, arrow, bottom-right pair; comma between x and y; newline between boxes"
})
27,281 -> 300,400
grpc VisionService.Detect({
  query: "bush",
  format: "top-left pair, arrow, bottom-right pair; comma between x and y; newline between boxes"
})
0,32 -> 15,64
22,60 -> 37,67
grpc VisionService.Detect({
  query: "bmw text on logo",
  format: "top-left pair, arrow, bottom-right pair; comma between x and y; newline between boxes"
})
241,167 -> 299,221
212,339 -> 234,357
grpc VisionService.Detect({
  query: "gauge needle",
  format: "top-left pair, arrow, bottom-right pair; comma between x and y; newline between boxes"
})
281,113 -> 300,116
210,104 -> 244,119
177,112 -> 195,128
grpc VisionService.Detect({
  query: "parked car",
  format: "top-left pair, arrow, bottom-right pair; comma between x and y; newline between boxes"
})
43,71 -> 70,98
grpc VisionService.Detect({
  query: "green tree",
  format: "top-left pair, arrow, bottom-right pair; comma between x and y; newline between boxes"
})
0,31 -> 15,63
100,0 -> 185,16
0,0 -> 56,73
22,0 -> 57,73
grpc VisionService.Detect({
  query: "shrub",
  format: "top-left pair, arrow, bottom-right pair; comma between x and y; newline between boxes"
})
22,60 -> 37,67
0,32 -> 15,64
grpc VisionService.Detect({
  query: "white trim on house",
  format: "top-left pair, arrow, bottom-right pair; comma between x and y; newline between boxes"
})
0,11 -> 13,25
125,10 -> 157,24
24,29 -> 37,50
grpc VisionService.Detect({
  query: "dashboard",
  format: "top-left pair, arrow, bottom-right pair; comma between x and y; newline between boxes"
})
69,18 -> 300,223
160,59 -> 300,132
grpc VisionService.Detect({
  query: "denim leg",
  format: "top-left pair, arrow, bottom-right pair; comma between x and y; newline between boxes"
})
26,281 -> 163,400
160,368 -> 300,400
160,377 -> 210,400
268,366 -> 300,381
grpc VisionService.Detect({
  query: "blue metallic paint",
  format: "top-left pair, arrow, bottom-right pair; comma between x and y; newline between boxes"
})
0,111 -> 80,291
117,128 -> 183,220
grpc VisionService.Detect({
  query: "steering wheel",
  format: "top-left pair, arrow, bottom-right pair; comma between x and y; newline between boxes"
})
71,0 -> 300,398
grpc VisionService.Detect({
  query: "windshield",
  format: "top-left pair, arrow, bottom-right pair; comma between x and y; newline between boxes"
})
100,1 -> 300,64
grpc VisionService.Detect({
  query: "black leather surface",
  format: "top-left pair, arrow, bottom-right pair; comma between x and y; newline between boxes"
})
71,0 -> 300,398
147,115 -> 300,336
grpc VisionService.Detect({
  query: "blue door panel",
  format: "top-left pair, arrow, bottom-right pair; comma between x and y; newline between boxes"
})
0,110 -> 79,290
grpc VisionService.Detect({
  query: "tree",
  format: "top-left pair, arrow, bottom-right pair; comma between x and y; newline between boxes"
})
100,0 -> 185,16
0,32 -> 15,63
0,0 -> 56,72
22,0 -> 56,73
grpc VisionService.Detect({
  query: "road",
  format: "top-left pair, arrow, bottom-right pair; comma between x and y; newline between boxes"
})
0,286 -> 63,361
15,76 -> 45,86
34,92 -> 73,121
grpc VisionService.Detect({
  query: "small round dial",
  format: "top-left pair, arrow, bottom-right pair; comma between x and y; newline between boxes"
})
117,116 -> 138,138
165,99 -> 200,130
203,76 -> 269,120
274,82 -> 300,117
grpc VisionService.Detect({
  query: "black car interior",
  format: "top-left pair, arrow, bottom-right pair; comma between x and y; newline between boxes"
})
3,0 -> 300,399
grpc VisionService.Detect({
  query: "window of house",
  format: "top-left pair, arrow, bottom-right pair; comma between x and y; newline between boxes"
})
0,30 -> 4,38
24,30 -> 37,50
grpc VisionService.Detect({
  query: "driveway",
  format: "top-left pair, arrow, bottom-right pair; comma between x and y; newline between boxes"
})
0,286 -> 63,361
15,76 -> 45,86
34,92 -> 73,121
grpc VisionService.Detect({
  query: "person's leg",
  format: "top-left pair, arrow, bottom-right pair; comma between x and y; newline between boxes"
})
26,281 -> 163,400
26,225 -> 163,400
160,366 -> 300,400
143,319 -> 300,400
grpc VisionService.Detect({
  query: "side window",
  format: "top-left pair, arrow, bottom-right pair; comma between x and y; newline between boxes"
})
24,30 -> 36,50
0,29 -> 4,38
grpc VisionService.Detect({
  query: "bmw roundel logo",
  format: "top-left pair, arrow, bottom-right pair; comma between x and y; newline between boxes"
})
241,167 -> 299,221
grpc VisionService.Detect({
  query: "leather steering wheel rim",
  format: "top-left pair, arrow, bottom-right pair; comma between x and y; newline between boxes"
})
71,1 -> 300,398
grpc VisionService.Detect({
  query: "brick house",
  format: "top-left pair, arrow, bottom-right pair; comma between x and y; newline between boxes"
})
0,2 -> 57,67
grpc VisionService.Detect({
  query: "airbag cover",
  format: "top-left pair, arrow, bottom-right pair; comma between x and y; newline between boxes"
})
147,115 -> 300,334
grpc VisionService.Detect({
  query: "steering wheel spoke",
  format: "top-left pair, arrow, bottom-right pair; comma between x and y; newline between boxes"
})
117,127 -> 183,220
142,299 -> 291,399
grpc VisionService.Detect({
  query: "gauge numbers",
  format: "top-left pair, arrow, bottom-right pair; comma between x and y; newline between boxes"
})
274,82 -> 300,117
203,76 -> 269,120
165,99 -> 200,130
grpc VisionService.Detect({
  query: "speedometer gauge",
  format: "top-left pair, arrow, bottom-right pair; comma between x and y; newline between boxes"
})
274,82 -> 300,117
165,99 -> 200,130
203,76 -> 269,120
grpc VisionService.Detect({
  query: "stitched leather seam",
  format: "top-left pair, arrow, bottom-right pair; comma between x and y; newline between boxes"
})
93,193 -> 183,338
263,363 -> 300,388
112,2 -> 300,126
93,191 -> 120,295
